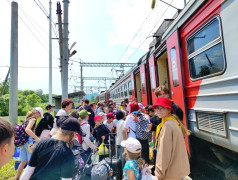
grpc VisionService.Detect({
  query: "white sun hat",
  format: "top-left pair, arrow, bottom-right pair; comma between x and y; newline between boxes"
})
34,107 -> 44,118
121,137 -> 142,153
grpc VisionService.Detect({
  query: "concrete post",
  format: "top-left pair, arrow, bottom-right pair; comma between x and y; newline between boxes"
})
62,0 -> 69,99
49,0 -> 53,104
9,1 -> 18,125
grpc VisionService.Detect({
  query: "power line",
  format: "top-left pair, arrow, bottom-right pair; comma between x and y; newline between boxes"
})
0,65 -> 59,69
127,0 -> 175,61
117,10 -> 154,63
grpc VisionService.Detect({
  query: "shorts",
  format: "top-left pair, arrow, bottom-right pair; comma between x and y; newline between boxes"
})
20,137 -> 34,161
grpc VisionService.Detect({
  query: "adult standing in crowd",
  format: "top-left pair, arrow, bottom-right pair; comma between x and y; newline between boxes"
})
50,98 -> 73,137
0,118 -> 15,169
96,102 -> 103,115
16,107 -> 44,180
124,103 -> 151,163
153,97 -> 190,180
81,99 -> 95,132
35,104 -> 55,139
115,111 -> 126,168
155,85 -> 183,121
90,102 -> 97,115
20,117 -> 81,180
76,99 -> 85,111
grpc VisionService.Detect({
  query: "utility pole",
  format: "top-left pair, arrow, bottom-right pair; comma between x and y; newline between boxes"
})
56,2 -> 63,69
49,0 -> 52,104
9,1 -> 18,125
62,0 -> 69,99
80,59 -> 83,91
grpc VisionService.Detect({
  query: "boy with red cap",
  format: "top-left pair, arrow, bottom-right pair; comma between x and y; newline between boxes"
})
93,115 -> 110,161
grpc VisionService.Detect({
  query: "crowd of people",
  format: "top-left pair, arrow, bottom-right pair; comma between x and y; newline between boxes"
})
0,85 -> 191,180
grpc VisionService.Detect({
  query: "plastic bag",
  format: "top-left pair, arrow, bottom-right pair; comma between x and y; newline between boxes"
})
149,142 -> 153,161
98,140 -> 109,155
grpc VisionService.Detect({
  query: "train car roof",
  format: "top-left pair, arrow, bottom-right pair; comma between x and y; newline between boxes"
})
107,0 -> 207,92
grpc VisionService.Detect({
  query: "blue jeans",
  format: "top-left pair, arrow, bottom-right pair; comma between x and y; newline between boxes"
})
81,149 -> 92,164
117,145 -> 125,169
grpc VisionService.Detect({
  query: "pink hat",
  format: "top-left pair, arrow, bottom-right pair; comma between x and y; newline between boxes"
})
106,112 -> 115,119
94,115 -> 102,122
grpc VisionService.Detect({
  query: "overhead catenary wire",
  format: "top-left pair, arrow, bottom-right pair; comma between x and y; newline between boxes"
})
117,9 -> 154,63
127,0 -> 175,62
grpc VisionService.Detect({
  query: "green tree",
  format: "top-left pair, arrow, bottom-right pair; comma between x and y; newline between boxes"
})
18,93 -> 28,116
27,93 -> 42,107
0,94 -> 9,116
0,80 -> 9,96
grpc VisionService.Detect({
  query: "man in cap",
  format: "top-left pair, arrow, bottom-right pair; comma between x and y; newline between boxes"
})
35,104 -> 55,138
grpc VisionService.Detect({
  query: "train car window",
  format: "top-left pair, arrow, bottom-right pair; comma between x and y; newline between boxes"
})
170,48 -> 179,87
124,84 -> 128,97
128,81 -> 132,96
187,17 -> 225,80
150,66 -> 156,91
141,72 -> 146,94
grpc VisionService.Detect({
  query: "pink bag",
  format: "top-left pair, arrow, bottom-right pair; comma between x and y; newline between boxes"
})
40,130 -> 51,140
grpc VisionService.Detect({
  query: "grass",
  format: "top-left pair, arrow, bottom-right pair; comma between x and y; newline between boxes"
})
0,158 -> 17,180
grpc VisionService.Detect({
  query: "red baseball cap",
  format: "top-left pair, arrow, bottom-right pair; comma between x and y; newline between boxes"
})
152,97 -> 173,110
94,115 -> 102,122
106,112 -> 115,119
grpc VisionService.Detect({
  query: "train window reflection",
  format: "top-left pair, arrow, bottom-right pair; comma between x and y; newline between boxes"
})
189,43 -> 225,79
187,19 -> 220,55
187,17 -> 225,80
150,66 -> 155,91
141,72 -> 145,94
170,47 -> 179,87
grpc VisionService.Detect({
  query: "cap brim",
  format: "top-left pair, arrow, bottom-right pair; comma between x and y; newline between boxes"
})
88,112 -> 91,115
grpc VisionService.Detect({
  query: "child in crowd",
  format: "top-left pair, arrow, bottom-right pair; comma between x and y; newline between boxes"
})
78,110 -> 97,164
93,115 -> 110,161
121,138 -> 145,180
0,118 -> 15,169
98,112 -> 106,122
16,107 -> 43,180
104,112 -> 116,133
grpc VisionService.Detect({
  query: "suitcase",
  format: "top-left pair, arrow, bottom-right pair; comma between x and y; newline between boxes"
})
104,132 -> 123,180
105,157 -> 122,180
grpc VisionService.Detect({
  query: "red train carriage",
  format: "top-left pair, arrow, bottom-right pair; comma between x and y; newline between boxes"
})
99,0 -> 238,176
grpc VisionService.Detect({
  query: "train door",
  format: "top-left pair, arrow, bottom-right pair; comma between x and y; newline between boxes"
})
130,74 -> 135,99
135,72 -> 142,103
166,29 -> 189,153
140,64 -> 148,106
157,52 -> 171,95
149,55 -> 158,105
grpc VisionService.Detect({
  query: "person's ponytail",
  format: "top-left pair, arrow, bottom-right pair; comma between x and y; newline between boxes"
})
172,114 -> 191,136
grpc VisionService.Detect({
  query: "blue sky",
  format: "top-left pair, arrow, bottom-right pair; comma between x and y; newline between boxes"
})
0,0 -> 186,95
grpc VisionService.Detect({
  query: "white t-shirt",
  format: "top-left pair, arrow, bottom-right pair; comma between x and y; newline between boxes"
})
116,120 -> 125,145
124,114 -> 136,138
104,120 -> 116,132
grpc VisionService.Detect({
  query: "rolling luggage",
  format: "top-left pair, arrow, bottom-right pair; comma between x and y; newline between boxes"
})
104,133 -> 123,180
105,157 -> 122,180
